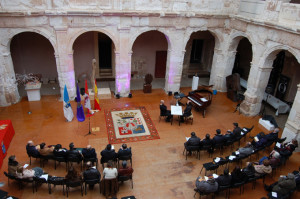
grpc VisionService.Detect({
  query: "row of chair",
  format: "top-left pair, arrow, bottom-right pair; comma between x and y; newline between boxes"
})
4,171 -> 133,197
183,125 -> 254,161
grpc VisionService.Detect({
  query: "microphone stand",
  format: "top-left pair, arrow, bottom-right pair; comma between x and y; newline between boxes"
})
85,115 -> 96,136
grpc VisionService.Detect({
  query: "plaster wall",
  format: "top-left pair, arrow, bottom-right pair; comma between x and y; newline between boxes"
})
131,31 -> 168,78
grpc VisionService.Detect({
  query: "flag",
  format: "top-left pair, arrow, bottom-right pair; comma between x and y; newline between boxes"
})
94,79 -> 101,111
76,83 -> 85,122
63,85 -> 74,122
84,80 -> 93,115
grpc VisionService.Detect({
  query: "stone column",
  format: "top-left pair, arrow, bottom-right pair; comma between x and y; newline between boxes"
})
164,30 -> 185,93
115,27 -> 131,97
240,65 -> 273,116
55,27 -> 76,100
209,41 -> 235,92
0,50 -> 20,106
282,84 -> 300,151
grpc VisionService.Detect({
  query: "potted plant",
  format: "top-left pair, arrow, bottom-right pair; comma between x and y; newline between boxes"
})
143,73 -> 153,93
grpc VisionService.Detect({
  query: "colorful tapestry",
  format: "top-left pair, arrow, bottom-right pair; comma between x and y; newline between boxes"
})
104,107 -> 159,144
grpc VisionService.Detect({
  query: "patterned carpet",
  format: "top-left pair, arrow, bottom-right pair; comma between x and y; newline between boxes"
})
104,106 -> 160,144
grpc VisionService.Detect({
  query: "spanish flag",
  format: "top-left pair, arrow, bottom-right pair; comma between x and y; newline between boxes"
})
94,80 -> 101,111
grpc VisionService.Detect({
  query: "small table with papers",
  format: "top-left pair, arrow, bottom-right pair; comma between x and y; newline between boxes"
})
171,105 -> 182,126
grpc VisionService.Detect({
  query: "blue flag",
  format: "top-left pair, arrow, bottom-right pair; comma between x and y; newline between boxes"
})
63,85 -> 74,122
76,83 -> 85,122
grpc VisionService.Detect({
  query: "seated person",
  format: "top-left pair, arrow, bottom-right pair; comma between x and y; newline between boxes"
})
224,130 -> 234,142
259,150 -> 281,167
264,173 -> 296,196
101,144 -> 117,164
264,128 -> 280,143
229,123 -> 242,139
118,161 -> 134,177
117,144 -> 132,158
66,142 -> 83,162
195,175 -> 218,193
82,145 -> 97,159
180,100 -> 192,122
38,143 -> 55,156
160,100 -> 173,122
292,167 -> 300,187
238,142 -> 253,157
53,144 -> 67,158
242,162 -> 256,178
16,166 -> 44,179
251,132 -> 268,148
212,129 -> 225,146
8,155 -> 19,176
83,161 -> 101,189
26,140 -> 40,157
278,139 -> 298,156
254,159 -> 272,176
65,166 -> 82,182
216,168 -> 232,187
201,134 -> 213,153
231,166 -> 248,184
184,132 -> 201,155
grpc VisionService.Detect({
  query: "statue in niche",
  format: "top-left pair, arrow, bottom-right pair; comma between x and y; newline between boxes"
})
90,58 -> 97,92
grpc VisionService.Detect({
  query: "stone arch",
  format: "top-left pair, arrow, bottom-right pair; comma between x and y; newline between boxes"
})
228,31 -> 254,53
129,28 -> 171,52
5,28 -> 56,53
68,28 -> 118,53
183,29 -> 221,51
261,45 -> 300,68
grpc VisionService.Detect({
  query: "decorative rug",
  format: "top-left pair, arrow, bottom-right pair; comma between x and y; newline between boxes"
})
104,107 -> 160,144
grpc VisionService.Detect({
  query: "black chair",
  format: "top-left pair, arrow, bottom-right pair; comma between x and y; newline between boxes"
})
4,171 -> 16,185
230,181 -> 245,195
217,185 -> 231,199
214,157 -> 228,169
242,125 -> 254,142
183,145 -> 200,160
83,157 -> 99,169
194,188 -> 215,198
117,155 -> 132,168
54,156 -> 68,171
16,177 -> 35,193
199,144 -> 213,159
40,155 -> 55,168
67,156 -> 83,171
200,162 -> 219,176
118,175 -> 133,189
213,142 -> 224,155
101,158 -> 117,169
84,179 -> 101,195
65,180 -> 83,197
27,152 -> 40,166
33,176 -> 48,192
48,176 -> 65,195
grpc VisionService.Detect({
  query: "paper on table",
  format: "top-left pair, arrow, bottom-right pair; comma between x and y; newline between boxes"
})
229,155 -> 236,160
254,136 -> 259,142
204,176 -> 208,181
214,157 -> 220,163
186,137 -> 190,141
272,192 -> 277,198
40,174 -> 48,181
243,128 -> 247,132
213,174 -> 219,178
23,164 -> 29,168
200,98 -> 208,102
241,132 -> 244,135
276,142 -> 281,148
235,151 -> 240,155
111,145 -> 114,150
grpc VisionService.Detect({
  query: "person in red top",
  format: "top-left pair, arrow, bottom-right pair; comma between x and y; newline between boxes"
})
118,161 -> 133,177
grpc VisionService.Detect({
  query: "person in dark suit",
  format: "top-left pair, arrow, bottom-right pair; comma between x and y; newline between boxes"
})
26,141 -> 40,157
201,134 -> 213,153
117,144 -> 132,158
232,123 -> 242,138
180,100 -> 192,122
264,128 -> 280,142
184,132 -> 201,155
100,144 -> 117,164
216,168 -> 232,186
160,100 -> 173,122
66,142 -> 83,162
83,161 -> 101,189
82,145 -> 97,159
53,144 -> 67,158
213,129 -> 225,146
231,166 -> 248,184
